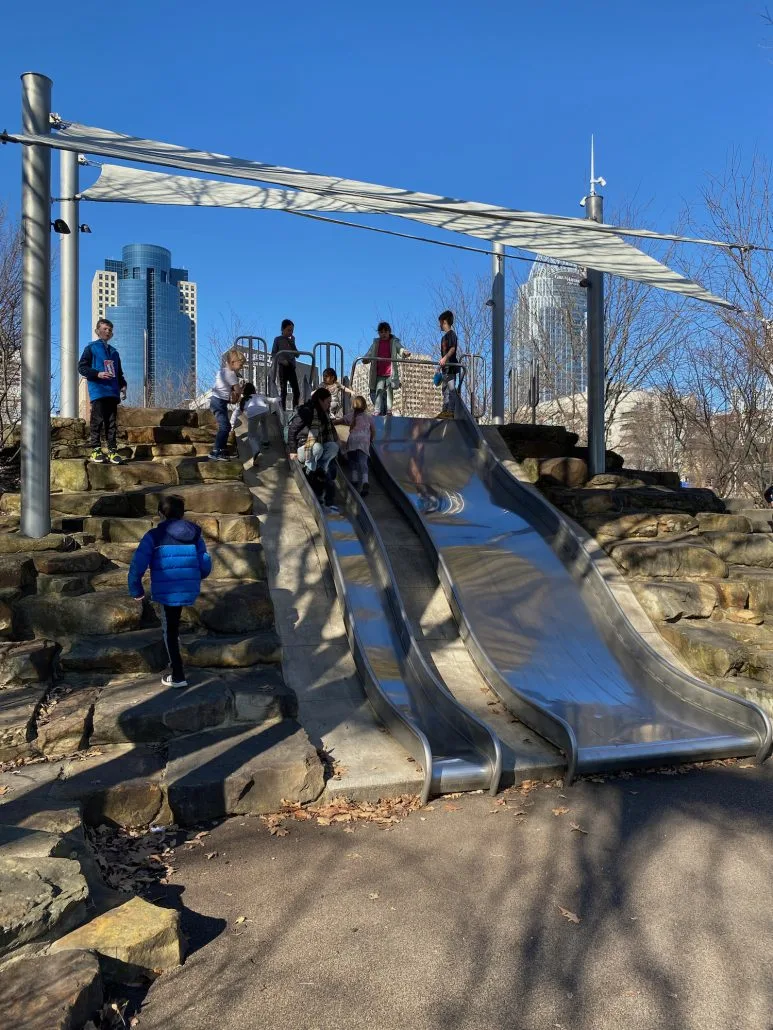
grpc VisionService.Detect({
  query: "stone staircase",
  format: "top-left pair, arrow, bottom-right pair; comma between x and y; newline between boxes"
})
0,405 -> 325,838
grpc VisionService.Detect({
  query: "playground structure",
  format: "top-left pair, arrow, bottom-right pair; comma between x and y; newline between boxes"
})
3,70 -> 771,793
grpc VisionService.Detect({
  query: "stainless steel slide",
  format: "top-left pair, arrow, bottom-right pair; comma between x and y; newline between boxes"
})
289,457 -> 502,802
370,412 -> 773,782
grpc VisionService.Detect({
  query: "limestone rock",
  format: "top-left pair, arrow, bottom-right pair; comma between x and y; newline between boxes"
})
231,667 -> 297,722
60,630 -> 167,675
58,745 -> 166,827
119,406 -> 199,429
89,568 -> 147,592
87,461 -> 176,492
90,675 -> 233,745
658,622 -> 748,678
218,515 -> 261,543
586,474 -> 647,489
37,689 -> 99,759
0,555 -> 36,597
50,460 -> 89,494
0,640 -> 59,688
657,513 -> 699,535
631,580 -> 716,622
182,631 -> 281,667
166,721 -> 324,823
701,532 -> 773,568
13,591 -> 142,640
36,574 -> 93,597
0,682 -> 48,762
48,492 -> 145,518
51,896 -> 181,979
0,856 -> 89,956
51,417 -> 88,444
0,948 -> 102,1030
209,543 -> 267,581
0,827 -> 73,860
124,427 -> 187,446
708,577 -> 749,610
607,539 -> 727,580
580,513 -> 659,543
0,601 -> 11,637
164,457 -> 243,484
730,568 -> 773,614
724,607 -> 764,626
697,513 -> 753,534
83,517 -> 153,543
0,531 -> 75,553
195,581 -> 275,634
538,456 -> 589,489
148,481 -> 253,516
32,550 -> 104,576
95,543 -> 137,566
188,516 -> 219,543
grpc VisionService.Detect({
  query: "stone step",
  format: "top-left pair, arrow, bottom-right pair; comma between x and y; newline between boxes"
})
90,667 -> 295,746
118,406 -> 201,429
57,744 -> 169,827
124,426 -> 214,446
195,580 -> 275,633
85,460 -> 177,492
159,457 -> 243,484
208,543 -> 267,581
0,680 -> 50,762
70,513 -> 259,545
60,629 -> 168,675
607,538 -> 728,579
0,640 -> 59,688
165,720 -> 324,824
712,676 -> 773,717
11,480 -> 254,519
660,619 -> 773,682
0,948 -> 103,1030
0,854 -> 89,957
730,567 -> 773,613
13,589 -> 144,640
700,532 -> 773,568
696,513 -> 753,533
183,630 -> 281,667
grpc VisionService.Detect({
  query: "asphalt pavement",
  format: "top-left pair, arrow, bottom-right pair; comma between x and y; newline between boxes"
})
135,761 -> 773,1030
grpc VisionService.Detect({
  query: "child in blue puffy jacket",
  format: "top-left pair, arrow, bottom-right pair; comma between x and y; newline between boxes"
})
128,495 -> 212,689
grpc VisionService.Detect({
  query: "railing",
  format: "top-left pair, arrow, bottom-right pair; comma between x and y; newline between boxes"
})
269,349 -> 317,417
465,352 -> 487,421
312,341 -> 345,384
234,335 -> 269,393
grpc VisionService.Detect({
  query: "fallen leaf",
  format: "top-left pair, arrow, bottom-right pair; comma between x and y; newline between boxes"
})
552,807 -> 569,816
558,906 -> 580,924
270,826 -> 289,837
0,785 -> 8,797
570,823 -> 588,835
368,891 -> 379,900
235,915 -> 247,925
206,851 -> 218,860
443,803 -> 461,812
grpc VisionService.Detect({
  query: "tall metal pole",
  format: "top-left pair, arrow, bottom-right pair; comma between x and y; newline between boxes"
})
584,136 -> 606,476
59,149 -> 79,419
20,72 -> 52,539
491,241 -> 505,424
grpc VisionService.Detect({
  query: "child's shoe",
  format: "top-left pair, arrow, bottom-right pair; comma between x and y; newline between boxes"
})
89,449 -> 107,463
161,674 -> 188,689
106,451 -> 125,465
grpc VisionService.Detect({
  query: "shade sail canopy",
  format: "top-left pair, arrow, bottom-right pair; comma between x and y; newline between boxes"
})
9,120 -> 733,307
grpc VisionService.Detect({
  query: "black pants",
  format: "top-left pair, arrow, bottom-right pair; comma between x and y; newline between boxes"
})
90,396 -> 119,450
278,364 -> 300,410
161,605 -> 185,682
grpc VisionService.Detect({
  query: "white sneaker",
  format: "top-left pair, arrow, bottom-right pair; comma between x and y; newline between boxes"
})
324,504 -> 340,515
161,674 -> 188,689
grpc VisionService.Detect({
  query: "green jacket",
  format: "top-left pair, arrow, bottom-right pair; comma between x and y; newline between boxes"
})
365,336 -> 409,393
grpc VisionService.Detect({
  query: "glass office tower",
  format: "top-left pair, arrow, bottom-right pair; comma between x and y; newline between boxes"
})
96,244 -> 196,407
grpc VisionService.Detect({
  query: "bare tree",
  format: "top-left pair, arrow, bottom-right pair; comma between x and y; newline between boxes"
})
0,207 -> 22,452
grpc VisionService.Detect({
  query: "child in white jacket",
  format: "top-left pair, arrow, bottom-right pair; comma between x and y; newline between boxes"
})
231,383 -> 279,459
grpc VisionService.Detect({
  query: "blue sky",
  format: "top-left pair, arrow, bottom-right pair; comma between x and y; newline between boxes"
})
0,0 -> 770,389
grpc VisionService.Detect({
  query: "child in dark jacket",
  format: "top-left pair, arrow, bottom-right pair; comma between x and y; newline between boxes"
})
128,495 -> 212,689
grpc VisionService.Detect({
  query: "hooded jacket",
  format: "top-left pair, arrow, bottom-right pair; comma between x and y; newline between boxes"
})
287,401 -> 336,453
128,519 -> 212,607
78,340 -> 127,402
364,335 -> 409,393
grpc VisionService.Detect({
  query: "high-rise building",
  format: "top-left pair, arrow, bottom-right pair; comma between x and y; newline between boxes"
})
511,260 -> 587,405
90,244 -> 197,407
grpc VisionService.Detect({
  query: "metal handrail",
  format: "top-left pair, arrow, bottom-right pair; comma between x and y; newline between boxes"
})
234,335 -> 269,392
465,352 -> 487,421
270,348 -> 317,409
313,341 -> 345,382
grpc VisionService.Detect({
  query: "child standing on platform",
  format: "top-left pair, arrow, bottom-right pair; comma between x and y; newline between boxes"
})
435,309 -> 459,419
335,395 -> 375,496
209,348 -> 245,460
78,318 -> 128,464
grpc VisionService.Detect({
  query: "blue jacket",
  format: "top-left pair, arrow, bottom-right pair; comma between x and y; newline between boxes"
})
128,519 -> 212,606
78,340 -> 127,402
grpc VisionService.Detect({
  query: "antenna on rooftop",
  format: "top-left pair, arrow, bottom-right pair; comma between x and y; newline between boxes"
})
581,135 -> 606,206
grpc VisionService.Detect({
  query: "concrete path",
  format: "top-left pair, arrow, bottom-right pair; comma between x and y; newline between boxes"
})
242,425 -> 423,799
137,761 -> 773,1030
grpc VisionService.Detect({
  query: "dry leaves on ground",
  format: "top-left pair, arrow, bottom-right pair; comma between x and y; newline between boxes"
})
261,795 -> 425,836
86,824 -> 178,893
552,807 -> 569,816
558,906 -> 581,924
570,822 -> 588,835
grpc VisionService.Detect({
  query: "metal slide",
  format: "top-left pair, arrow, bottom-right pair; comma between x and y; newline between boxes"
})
370,410 -> 773,782
288,455 -> 502,802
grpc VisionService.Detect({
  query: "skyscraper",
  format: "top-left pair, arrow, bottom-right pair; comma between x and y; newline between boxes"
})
90,244 -> 197,407
511,260 -> 587,405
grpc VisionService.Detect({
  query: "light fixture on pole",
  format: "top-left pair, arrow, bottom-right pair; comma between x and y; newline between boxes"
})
50,218 -> 69,234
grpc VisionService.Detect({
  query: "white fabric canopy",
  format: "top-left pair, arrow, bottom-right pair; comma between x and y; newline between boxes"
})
7,120 -> 733,307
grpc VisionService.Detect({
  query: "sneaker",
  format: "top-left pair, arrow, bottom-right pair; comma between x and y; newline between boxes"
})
435,410 -> 453,420
161,674 -> 188,689
323,504 -> 341,515
89,449 -> 107,463
360,483 -> 370,497
106,451 -> 125,465
208,451 -> 221,461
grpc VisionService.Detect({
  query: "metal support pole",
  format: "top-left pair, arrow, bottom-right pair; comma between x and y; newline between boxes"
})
20,72 -> 52,538
491,242 -> 505,424
585,192 -> 605,475
59,149 -> 79,419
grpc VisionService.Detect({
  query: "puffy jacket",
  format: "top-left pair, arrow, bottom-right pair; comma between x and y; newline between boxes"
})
78,341 -> 127,402
128,519 -> 212,606
287,401 -> 335,453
